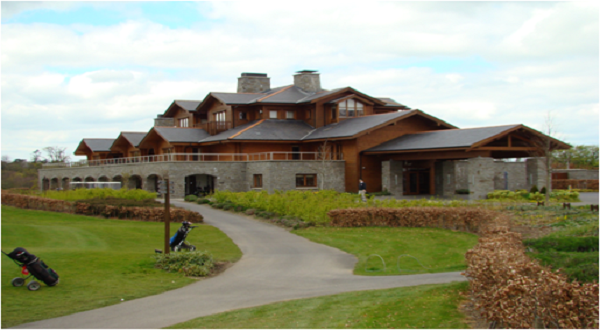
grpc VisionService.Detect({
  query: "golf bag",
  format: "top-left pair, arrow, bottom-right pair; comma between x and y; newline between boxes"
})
169,222 -> 198,252
3,247 -> 59,290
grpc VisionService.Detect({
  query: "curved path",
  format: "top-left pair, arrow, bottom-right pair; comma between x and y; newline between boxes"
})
16,202 -> 465,329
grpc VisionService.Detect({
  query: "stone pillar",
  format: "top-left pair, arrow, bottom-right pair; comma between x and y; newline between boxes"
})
466,157 -> 495,200
526,157 -> 547,191
381,160 -> 403,196
440,160 -> 457,197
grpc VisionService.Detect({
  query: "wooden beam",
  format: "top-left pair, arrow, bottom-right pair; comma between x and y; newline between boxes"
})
476,147 -> 539,151
383,150 -> 491,161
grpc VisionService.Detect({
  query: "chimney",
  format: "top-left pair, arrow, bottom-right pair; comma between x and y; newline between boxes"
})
294,70 -> 321,93
237,73 -> 270,93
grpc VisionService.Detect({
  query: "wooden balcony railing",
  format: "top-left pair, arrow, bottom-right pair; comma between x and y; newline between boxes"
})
42,152 -> 344,168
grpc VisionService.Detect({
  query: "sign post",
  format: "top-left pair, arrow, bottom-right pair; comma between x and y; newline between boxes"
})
157,179 -> 174,254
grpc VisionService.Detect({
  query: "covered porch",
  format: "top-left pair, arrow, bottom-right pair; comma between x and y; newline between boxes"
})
363,124 -> 570,199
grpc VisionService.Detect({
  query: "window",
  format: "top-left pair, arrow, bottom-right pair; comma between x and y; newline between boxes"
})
269,110 -> 278,119
214,111 -> 226,122
338,99 -> 365,118
178,118 -> 189,127
331,104 -> 337,119
253,174 -> 263,188
239,112 -> 247,120
162,148 -> 172,154
306,109 -> 311,120
286,111 -> 295,119
296,174 -> 317,188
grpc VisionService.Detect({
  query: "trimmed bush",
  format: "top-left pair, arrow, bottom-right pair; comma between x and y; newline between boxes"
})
540,186 -> 547,194
245,209 -> 255,215
154,251 -> 214,277
1,190 -> 203,223
455,189 -> 470,195
184,195 -> 198,202
465,227 -> 599,329
196,198 -> 210,204
327,207 -> 508,234
530,185 -> 539,193
525,237 -> 599,252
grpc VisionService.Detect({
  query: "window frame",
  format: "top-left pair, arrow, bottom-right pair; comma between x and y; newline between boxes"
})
178,117 -> 189,127
253,174 -> 263,188
295,173 -> 317,188
338,98 -> 365,118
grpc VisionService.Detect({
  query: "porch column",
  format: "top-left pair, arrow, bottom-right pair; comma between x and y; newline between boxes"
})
466,157 -> 495,200
381,160 -> 403,196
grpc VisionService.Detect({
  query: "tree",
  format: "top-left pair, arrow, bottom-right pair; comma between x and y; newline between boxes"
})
43,146 -> 71,163
317,141 -> 333,190
552,145 -> 599,169
529,112 -> 566,205
31,149 -> 43,163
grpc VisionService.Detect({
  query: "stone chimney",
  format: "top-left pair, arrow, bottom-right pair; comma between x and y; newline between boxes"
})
294,70 -> 321,93
237,73 -> 270,93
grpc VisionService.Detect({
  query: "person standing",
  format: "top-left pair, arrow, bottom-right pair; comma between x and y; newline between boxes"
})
359,179 -> 367,202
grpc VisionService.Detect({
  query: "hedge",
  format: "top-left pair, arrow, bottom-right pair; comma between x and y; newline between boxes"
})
465,227 -> 599,329
1,190 -> 203,223
327,207 -> 509,234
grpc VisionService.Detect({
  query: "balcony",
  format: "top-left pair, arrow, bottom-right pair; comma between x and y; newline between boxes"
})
42,152 -> 344,168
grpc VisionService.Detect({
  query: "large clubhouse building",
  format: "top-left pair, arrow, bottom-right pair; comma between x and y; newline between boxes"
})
39,70 -> 569,199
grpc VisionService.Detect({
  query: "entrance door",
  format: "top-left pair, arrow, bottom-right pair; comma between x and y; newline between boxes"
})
403,169 -> 430,195
186,175 -> 197,195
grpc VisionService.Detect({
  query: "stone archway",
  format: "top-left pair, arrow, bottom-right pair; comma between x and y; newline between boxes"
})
146,174 -> 161,193
50,178 -> 59,190
98,175 -> 109,182
112,175 -> 123,188
84,176 -> 95,182
128,175 -> 143,190
184,173 -> 216,196
62,177 -> 70,190
42,178 -> 50,191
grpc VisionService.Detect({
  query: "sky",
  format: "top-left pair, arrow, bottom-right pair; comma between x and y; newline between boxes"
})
1,1 -> 599,162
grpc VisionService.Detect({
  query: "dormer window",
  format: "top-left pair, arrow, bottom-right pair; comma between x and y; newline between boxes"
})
339,99 -> 364,118
179,118 -> 189,127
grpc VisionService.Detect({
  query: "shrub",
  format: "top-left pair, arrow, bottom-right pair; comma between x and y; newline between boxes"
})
455,189 -> 470,195
234,205 -> 245,212
540,186 -> 547,194
211,203 -> 223,209
465,227 -> 599,329
154,251 -> 214,277
42,188 -> 157,201
530,185 -> 539,193
524,237 -> 599,253
196,199 -> 210,204
327,207 -> 508,234
222,204 -> 234,211
184,195 -> 198,202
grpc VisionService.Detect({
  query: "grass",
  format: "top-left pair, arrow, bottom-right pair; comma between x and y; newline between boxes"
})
293,227 -> 479,275
168,282 -> 470,329
1,205 -> 241,328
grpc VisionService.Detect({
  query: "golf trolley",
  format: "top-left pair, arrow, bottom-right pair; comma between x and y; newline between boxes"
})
2,247 -> 59,291
170,221 -> 198,252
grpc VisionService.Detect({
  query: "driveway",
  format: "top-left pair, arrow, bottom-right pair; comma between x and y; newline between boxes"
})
15,202 -> 465,329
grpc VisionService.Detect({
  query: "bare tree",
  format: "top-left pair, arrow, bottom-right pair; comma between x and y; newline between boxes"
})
43,146 -> 71,163
529,112 -> 566,205
31,149 -> 43,163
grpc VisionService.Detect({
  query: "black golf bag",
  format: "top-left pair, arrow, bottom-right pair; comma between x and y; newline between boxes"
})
3,247 -> 59,290
169,222 -> 198,252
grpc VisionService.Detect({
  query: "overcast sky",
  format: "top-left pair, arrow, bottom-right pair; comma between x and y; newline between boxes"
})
1,1 -> 598,162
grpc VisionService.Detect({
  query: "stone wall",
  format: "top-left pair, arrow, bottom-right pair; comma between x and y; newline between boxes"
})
381,160 -> 403,195
39,160 -> 345,198
553,169 -> 599,180
154,117 -> 175,127
493,160 -> 528,191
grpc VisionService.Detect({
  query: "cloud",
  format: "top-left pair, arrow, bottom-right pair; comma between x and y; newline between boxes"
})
1,1 -> 598,161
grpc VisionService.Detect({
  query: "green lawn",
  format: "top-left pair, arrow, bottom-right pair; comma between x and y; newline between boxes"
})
294,227 -> 479,275
1,206 -> 241,328
168,282 -> 470,329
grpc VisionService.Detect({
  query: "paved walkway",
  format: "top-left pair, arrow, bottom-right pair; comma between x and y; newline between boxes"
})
15,202 -> 465,329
